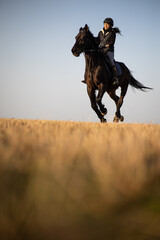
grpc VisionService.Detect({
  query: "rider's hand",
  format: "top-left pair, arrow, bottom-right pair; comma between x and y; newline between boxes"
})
98,43 -> 104,49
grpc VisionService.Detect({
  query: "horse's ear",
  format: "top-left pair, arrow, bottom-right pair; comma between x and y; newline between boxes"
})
79,27 -> 83,31
85,24 -> 89,31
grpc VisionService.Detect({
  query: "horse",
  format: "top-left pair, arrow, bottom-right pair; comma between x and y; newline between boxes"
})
71,24 -> 152,123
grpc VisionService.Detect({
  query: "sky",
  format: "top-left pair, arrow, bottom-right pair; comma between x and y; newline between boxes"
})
1,0 -> 160,123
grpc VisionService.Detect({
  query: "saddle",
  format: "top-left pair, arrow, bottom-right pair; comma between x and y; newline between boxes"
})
81,54 -> 122,85
102,55 -> 122,76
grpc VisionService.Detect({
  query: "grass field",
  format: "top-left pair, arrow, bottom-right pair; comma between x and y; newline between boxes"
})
0,118 -> 160,240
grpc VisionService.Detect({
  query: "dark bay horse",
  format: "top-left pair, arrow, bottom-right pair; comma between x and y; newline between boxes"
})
71,24 -> 152,123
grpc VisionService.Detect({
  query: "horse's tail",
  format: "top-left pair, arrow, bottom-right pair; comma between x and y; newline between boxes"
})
129,75 -> 152,91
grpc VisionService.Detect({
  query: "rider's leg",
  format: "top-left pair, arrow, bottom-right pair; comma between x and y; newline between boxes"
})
106,51 -> 119,87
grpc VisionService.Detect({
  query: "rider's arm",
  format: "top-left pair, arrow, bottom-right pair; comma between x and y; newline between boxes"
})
105,31 -> 116,48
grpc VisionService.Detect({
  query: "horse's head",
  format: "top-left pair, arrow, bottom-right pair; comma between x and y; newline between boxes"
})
71,24 -> 92,57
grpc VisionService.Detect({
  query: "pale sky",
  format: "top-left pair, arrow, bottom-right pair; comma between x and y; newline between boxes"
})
1,0 -> 160,123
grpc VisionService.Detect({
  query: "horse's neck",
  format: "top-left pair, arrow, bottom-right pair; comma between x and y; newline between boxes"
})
85,51 -> 98,70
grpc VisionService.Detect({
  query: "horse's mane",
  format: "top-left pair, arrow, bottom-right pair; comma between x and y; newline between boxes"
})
87,28 -> 99,48
87,28 -> 95,40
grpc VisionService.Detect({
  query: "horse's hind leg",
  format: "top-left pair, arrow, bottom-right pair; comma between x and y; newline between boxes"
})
96,83 -> 107,116
108,87 -> 126,122
87,86 -> 107,123
108,91 -> 120,122
113,85 -> 128,122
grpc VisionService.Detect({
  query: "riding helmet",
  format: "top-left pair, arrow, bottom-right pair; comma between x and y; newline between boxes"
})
104,18 -> 114,27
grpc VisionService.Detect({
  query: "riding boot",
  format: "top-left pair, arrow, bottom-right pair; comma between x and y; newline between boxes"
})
112,65 -> 119,87
81,79 -> 86,84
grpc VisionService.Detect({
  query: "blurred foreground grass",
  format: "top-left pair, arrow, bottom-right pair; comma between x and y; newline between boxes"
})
0,118 -> 160,240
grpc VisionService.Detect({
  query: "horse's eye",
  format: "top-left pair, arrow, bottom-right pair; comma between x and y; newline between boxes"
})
80,40 -> 84,45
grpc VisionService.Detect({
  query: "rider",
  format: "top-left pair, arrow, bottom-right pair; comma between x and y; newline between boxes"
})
98,18 -> 121,87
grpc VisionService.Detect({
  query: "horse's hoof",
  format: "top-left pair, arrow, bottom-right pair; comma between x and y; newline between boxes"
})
101,108 -> 107,116
113,116 -> 119,123
120,116 -> 124,122
101,118 -> 107,123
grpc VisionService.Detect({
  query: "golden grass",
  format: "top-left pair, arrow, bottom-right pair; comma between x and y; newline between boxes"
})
0,118 -> 160,240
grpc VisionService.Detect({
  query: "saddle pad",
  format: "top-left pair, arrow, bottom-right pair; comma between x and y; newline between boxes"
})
115,62 -> 122,76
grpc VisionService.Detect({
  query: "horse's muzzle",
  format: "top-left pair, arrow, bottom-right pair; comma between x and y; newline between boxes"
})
71,47 -> 80,57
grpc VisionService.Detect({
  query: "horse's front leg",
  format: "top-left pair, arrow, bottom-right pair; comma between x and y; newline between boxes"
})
96,83 -> 107,116
87,86 -> 107,123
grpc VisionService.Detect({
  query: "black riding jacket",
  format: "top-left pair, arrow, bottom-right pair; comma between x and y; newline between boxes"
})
98,27 -> 116,52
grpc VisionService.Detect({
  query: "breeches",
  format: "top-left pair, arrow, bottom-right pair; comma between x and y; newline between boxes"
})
106,51 -> 115,66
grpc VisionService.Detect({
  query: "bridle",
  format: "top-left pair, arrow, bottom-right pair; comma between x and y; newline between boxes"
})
84,49 -> 98,53
77,30 -> 98,54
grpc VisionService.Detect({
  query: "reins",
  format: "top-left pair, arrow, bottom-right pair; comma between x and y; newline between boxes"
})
84,49 -> 98,52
